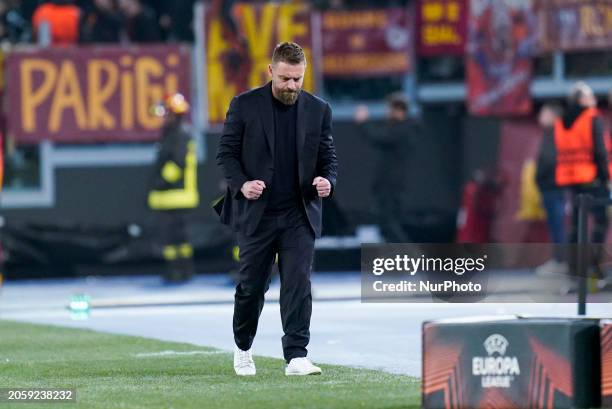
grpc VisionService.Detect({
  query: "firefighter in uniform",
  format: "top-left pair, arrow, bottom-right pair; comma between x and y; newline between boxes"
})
555,82 -> 609,283
148,93 -> 199,283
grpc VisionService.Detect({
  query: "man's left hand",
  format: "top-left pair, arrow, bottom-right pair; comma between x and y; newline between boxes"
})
312,177 -> 331,198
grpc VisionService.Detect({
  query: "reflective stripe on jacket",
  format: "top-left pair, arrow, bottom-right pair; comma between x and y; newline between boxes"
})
148,140 -> 199,210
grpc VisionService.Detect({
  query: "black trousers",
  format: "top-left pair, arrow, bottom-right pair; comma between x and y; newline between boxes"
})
155,209 -> 194,282
374,185 -> 410,243
233,206 -> 315,362
568,184 -> 610,277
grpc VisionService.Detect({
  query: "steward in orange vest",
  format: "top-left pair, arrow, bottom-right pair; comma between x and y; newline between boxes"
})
555,82 -> 609,283
555,107 -> 608,187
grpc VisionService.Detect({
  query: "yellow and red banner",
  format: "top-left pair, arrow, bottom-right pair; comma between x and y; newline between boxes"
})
204,3 -> 314,124
321,8 -> 412,77
466,0 -> 536,116
416,0 -> 467,56
5,46 -> 191,144
536,0 -> 612,53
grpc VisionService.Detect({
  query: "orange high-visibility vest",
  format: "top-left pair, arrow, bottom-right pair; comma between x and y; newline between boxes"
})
555,108 -> 599,186
605,129 -> 612,179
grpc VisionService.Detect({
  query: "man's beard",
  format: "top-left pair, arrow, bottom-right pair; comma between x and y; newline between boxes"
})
274,85 -> 301,105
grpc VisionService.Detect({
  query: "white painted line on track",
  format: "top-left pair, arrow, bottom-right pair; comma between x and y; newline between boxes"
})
134,350 -> 228,358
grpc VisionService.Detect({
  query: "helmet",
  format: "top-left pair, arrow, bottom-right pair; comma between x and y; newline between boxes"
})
165,93 -> 190,115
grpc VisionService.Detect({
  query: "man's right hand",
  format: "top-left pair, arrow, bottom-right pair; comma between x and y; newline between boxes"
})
241,180 -> 266,200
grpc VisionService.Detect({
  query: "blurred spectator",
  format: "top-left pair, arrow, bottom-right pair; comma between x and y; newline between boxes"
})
354,93 -> 419,242
147,0 -> 195,42
32,0 -> 81,45
79,0 -> 122,43
456,169 -> 502,243
534,103 -> 567,275
0,0 -> 32,43
166,0 -> 195,42
118,0 -> 161,42
20,0 -> 39,21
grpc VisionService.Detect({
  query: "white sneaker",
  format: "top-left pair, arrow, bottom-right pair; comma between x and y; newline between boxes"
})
597,278 -> 612,291
234,346 -> 256,376
535,259 -> 568,277
285,357 -> 322,376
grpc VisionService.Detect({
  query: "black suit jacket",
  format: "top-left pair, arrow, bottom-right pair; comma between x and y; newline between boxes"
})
215,82 -> 338,237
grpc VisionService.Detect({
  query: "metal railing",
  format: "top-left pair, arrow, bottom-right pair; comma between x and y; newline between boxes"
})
575,193 -> 612,315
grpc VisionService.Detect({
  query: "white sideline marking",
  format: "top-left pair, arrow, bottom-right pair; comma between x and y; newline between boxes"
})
134,350 -> 228,358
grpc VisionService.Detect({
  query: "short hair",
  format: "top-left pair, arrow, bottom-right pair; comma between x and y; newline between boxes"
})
568,81 -> 592,105
272,42 -> 306,66
386,92 -> 409,112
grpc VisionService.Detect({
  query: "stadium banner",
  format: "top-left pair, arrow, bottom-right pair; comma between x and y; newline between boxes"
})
204,3 -> 314,124
5,46 -> 191,144
536,0 -> 612,53
604,320 -> 612,407
422,317 -> 601,409
466,0 -> 536,117
320,8 -> 412,77
416,0 -> 467,56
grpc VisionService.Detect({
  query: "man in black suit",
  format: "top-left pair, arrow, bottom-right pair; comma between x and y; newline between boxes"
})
216,42 -> 338,376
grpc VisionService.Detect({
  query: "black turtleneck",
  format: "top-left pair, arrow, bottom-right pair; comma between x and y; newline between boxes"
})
266,93 -> 300,212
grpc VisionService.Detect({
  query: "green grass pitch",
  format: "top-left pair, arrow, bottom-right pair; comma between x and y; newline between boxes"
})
0,320 -> 421,408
